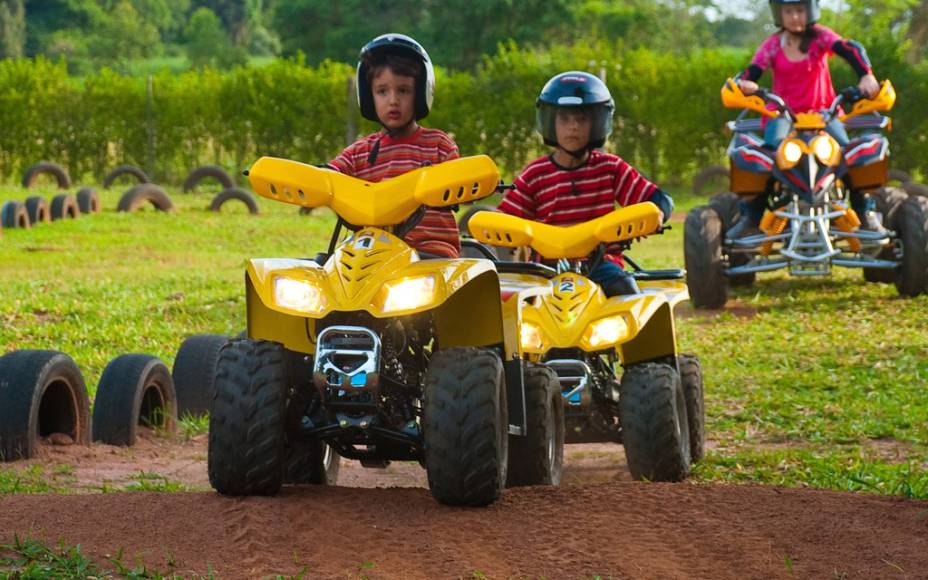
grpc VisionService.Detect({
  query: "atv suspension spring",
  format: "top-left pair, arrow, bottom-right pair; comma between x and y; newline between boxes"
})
832,203 -> 862,253
759,211 -> 788,256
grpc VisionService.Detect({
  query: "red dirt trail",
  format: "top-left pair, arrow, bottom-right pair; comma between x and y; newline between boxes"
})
1,438 -> 927,579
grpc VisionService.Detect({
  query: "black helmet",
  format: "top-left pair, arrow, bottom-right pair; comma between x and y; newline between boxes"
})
357,33 -> 435,123
769,0 -> 820,27
536,71 -> 615,150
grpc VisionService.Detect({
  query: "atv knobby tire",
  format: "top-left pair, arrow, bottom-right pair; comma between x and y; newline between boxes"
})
172,334 -> 229,416
0,350 -> 91,461
684,206 -> 729,308
284,440 -> 341,485
895,196 -> 928,297
209,187 -> 259,215
183,165 -> 235,193
506,363 -> 564,487
22,161 -> 71,190
678,354 -> 705,463
888,168 -> 912,184
902,182 -> 928,198
619,361 -> 691,482
2,200 -> 30,229
424,347 -> 508,506
117,184 -> 174,213
693,165 -> 730,196
50,194 -> 80,220
103,165 -> 151,189
76,187 -> 100,214
708,193 -> 755,287
24,196 -> 50,225
208,339 -> 287,496
92,354 -> 177,446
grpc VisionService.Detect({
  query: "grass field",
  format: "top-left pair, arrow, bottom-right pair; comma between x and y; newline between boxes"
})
1,178 -> 926,500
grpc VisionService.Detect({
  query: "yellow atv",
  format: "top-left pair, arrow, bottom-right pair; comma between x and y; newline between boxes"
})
207,155 -> 564,506
467,203 -> 704,482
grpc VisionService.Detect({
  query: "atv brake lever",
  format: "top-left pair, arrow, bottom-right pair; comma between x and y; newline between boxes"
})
496,181 -> 516,192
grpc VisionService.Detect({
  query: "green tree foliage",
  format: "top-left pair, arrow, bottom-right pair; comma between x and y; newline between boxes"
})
91,1 -> 161,64
185,7 -> 246,69
0,0 -> 25,58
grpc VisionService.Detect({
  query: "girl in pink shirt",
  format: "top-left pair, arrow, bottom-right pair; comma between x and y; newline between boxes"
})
726,0 -> 882,238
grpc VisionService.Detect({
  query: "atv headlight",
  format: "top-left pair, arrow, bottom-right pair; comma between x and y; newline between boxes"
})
585,315 -> 629,349
777,139 -> 805,169
274,277 -> 325,314
811,134 -> 840,166
520,323 -> 544,352
382,275 -> 435,313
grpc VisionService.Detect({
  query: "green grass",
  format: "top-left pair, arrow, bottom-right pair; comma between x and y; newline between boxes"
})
1,181 -> 927,500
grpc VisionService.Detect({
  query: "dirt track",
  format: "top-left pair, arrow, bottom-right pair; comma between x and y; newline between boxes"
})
1,437 -> 927,579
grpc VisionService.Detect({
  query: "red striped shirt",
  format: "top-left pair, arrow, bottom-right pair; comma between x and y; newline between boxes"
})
498,151 -> 659,262
329,127 -> 461,257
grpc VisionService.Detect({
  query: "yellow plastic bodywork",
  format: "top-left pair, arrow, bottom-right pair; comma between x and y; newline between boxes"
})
247,155 -> 500,226
794,112 -> 826,130
512,272 -> 689,364
468,203 -> 662,260
840,80 -> 896,123
245,228 -> 512,357
721,78 -> 779,119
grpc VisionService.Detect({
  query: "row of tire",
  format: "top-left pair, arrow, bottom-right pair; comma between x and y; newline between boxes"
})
1,188 -> 100,230
0,334 -> 229,462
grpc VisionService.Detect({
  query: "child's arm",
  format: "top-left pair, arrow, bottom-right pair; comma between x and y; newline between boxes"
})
497,172 -> 537,219
818,26 -> 878,97
614,159 -> 672,223
738,35 -> 778,95
326,142 -> 360,176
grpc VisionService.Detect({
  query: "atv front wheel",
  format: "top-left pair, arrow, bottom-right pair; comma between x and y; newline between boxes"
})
506,363 -> 564,487
619,362 -> 691,482
684,206 -> 729,308
678,355 -> 705,463
423,347 -> 508,506
895,196 -> 928,297
208,339 -> 287,496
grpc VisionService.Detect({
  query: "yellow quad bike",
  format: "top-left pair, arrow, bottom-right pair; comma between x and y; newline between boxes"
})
207,155 -> 565,507
467,203 -> 705,482
686,79 -> 928,308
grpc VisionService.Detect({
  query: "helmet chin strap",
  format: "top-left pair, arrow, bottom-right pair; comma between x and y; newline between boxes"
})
562,145 -> 591,161
368,119 -> 417,165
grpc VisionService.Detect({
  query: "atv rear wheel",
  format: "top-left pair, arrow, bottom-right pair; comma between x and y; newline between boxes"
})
284,441 -> 340,485
708,193 -> 755,287
423,347 -> 508,506
895,196 -> 928,297
506,363 -> 564,487
208,339 -> 287,496
684,206 -> 729,308
678,354 -> 705,463
619,362 -> 691,482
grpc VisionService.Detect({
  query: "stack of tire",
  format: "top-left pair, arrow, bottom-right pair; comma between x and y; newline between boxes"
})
183,165 -> 259,215
0,349 -> 179,462
1,162 -> 100,234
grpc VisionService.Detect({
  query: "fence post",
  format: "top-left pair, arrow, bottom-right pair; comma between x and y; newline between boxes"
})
346,75 -> 357,146
146,74 -> 156,179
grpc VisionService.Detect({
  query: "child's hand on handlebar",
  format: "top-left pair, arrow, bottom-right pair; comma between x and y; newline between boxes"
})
738,79 -> 759,95
858,74 -> 880,99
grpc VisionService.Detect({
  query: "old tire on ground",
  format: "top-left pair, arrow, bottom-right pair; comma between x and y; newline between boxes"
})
21,161 -> 71,189
0,350 -> 91,461
209,187 -> 259,215
76,187 -> 100,214
693,165 -> 730,196
619,361 -> 691,482
172,334 -> 229,416
117,184 -> 174,213
902,182 -> 928,198
50,194 -> 80,220
24,196 -> 49,225
208,339 -> 287,496
424,347 -> 508,506
103,165 -> 150,189
888,168 -> 912,184
684,206 -> 728,308
895,196 -> 928,297
92,354 -> 177,446
678,354 -> 705,463
506,363 -> 564,488
183,165 -> 234,193
2,200 -> 31,229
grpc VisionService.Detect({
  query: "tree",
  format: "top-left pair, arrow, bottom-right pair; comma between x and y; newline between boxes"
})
91,1 -> 161,65
0,0 -> 25,58
185,7 -> 246,68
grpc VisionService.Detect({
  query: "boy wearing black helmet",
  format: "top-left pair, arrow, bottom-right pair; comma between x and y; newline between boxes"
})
728,0 -> 880,238
498,71 -> 674,297
327,34 -> 461,257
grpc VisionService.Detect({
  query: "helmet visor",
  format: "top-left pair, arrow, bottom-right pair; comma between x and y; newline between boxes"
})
537,102 -> 614,149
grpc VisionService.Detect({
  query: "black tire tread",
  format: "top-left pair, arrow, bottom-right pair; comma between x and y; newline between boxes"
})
50,194 -> 80,220
117,184 -> 174,213
209,187 -> 259,215
183,165 -> 235,193
678,354 -> 705,463
76,187 -> 100,214
684,206 -> 728,309
24,196 -> 49,225
506,363 -> 564,487
2,200 -> 31,229
92,354 -> 176,446
103,165 -> 151,189
22,161 -> 71,189
172,334 -> 229,416
895,196 -> 928,297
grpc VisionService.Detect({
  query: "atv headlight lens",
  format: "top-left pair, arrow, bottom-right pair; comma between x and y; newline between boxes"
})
520,323 -> 544,352
811,134 -> 840,166
274,277 -> 325,314
586,315 -> 629,349
777,139 -> 805,169
382,275 -> 435,313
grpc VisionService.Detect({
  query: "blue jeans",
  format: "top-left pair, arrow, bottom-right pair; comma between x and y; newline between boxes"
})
590,260 -> 639,297
763,116 -> 849,148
